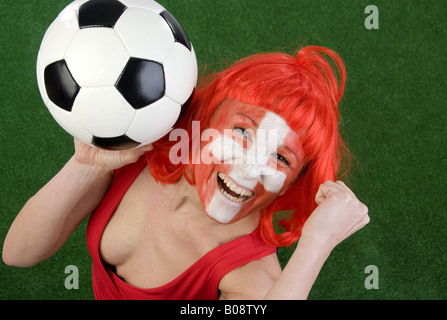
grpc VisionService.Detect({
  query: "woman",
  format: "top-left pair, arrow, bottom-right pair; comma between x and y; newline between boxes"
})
3,46 -> 369,299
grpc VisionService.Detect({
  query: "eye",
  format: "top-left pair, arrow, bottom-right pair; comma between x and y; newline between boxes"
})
273,153 -> 290,166
234,127 -> 251,140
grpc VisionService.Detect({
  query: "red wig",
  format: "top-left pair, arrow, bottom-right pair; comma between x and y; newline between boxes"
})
146,46 -> 350,247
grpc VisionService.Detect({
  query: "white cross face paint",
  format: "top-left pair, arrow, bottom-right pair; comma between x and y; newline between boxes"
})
208,113 -> 289,192
193,100 -> 304,224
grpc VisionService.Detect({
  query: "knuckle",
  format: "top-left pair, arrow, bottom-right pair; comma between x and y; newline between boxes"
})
336,180 -> 346,187
365,214 -> 370,224
360,202 -> 369,215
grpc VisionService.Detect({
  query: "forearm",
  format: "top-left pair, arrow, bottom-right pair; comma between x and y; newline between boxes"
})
265,181 -> 369,299
3,156 -> 112,267
264,235 -> 332,300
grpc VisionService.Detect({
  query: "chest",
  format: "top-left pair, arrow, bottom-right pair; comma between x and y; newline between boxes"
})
98,172 -> 220,289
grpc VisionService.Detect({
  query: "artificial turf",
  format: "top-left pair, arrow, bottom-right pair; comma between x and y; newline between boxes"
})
1,0 -> 446,300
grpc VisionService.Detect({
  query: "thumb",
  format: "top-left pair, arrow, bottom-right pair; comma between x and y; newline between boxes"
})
121,144 -> 153,164
315,187 -> 327,205
314,180 -> 335,205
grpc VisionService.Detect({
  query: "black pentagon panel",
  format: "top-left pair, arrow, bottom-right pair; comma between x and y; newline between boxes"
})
116,58 -> 165,109
44,60 -> 80,112
92,134 -> 140,150
160,10 -> 192,51
78,0 -> 127,29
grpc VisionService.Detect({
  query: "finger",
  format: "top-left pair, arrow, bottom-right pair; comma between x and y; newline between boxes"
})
315,180 -> 350,205
124,147 -> 149,162
335,180 -> 356,198
315,180 -> 337,204
314,187 -> 326,205
325,180 -> 357,200
140,144 -> 154,152
335,180 -> 346,187
347,213 -> 370,239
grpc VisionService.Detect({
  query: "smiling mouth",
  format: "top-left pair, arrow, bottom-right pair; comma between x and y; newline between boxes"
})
217,172 -> 254,203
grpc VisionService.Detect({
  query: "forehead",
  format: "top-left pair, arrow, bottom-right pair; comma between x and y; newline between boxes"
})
212,99 -> 295,138
212,99 -> 268,123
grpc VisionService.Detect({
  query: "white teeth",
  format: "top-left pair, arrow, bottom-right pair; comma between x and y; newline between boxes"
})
220,189 -> 244,203
217,172 -> 254,203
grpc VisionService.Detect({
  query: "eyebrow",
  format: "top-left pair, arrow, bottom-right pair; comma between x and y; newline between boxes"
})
235,112 -> 258,127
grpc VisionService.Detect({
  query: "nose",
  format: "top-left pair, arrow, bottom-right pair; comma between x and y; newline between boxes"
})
242,150 -> 269,179
244,162 -> 261,179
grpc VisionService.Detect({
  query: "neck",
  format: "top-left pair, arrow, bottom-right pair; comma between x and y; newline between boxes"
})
174,176 -> 261,234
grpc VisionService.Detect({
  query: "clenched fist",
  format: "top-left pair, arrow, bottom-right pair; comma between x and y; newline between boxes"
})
301,180 -> 369,250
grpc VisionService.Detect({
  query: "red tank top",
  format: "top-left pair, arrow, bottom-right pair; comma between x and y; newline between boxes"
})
86,156 -> 276,300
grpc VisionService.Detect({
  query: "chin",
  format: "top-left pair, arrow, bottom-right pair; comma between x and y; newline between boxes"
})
203,172 -> 256,224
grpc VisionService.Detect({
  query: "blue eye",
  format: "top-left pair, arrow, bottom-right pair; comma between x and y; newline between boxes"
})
234,127 -> 250,139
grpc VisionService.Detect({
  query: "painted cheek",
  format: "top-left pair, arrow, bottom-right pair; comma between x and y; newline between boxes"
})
195,161 -> 234,209
262,169 -> 287,193
194,163 -> 215,206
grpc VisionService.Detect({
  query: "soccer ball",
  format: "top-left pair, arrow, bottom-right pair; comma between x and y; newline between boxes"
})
36,0 -> 197,150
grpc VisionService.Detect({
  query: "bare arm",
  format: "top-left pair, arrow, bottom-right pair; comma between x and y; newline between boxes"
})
220,180 -> 369,300
265,181 -> 369,299
2,139 -> 152,267
3,156 -> 112,267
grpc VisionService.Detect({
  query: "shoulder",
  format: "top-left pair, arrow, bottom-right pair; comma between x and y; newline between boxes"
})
218,252 -> 282,300
113,155 -> 148,181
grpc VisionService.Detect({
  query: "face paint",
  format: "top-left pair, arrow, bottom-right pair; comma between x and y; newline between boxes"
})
193,100 -> 304,224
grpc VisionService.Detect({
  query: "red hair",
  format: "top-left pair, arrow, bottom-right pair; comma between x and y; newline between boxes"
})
146,46 -> 350,247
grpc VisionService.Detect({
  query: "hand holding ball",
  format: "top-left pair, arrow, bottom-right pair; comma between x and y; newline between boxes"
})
36,0 -> 197,150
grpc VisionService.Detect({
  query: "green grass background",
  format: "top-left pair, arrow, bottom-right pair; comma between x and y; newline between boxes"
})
1,0 -> 446,300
